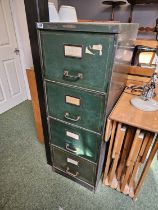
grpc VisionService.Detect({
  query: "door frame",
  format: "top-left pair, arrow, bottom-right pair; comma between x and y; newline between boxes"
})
24,0 -> 52,165
9,0 -> 31,100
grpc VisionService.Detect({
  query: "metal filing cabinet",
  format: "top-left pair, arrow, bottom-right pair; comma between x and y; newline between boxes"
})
37,22 -> 138,191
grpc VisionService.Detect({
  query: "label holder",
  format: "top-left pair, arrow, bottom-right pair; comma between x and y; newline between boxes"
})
64,44 -> 83,59
65,130 -> 80,141
65,95 -> 81,107
67,158 -> 79,166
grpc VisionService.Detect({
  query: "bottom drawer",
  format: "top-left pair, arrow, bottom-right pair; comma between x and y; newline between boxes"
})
52,146 -> 97,186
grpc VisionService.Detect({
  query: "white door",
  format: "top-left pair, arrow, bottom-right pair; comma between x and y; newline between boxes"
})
0,0 -> 27,114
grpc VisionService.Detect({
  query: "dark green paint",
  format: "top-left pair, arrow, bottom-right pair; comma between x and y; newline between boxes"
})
49,119 -> 101,163
37,22 -> 126,33
37,22 -> 137,190
53,146 -> 97,186
41,31 -> 115,92
46,81 -> 106,133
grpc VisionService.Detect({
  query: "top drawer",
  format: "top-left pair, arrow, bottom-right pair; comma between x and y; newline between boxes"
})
40,31 -> 115,92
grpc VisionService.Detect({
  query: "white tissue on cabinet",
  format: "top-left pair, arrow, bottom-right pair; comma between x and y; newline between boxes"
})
48,2 -> 60,22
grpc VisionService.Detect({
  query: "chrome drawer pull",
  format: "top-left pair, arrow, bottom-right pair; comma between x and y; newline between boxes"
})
66,167 -> 79,177
64,112 -> 81,122
66,143 -> 77,153
63,71 -> 83,82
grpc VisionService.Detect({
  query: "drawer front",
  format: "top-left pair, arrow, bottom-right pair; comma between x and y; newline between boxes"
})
46,82 -> 106,133
41,31 -> 114,92
52,146 -> 97,186
49,119 -> 101,163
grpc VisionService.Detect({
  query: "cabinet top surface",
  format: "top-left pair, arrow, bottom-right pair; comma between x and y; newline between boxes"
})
36,22 -> 139,34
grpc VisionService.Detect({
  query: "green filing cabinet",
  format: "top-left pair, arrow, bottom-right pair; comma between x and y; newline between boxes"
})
37,22 -> 138,191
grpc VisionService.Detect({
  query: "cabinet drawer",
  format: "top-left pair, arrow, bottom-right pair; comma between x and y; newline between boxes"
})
46,81 -> 106,133
52,146 -> 97,186
49,119 -> 101,162
41,31 -> 114,92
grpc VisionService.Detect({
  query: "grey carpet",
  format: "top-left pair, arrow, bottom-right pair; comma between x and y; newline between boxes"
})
0,101 -> 158,210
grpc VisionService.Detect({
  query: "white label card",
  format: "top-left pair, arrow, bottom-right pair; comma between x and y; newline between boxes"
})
66,96 -> 80,106
67,158 -> 78,166
66,131 -> 79,140
85,44 -> 103,56
64,45 -> 82,58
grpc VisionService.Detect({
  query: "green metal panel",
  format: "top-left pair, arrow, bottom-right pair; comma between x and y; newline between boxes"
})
41,31 -> 115,92
52,146 -> 97,186
46,81 -> 106,133
37,22 -> 138,190
49,119 -> 101,163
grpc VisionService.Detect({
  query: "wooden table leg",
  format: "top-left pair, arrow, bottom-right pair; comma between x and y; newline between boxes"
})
121,129 -> 144,192
108,123 -> 127,184
117,127 -> 135,181
128,156 -> 140,197
104,119 -> 113,142
141,133 -> 154,164
134,136 -> 158,199
109,154 -> 120,185
128,132 -> 151,189
103,121 -> 117,183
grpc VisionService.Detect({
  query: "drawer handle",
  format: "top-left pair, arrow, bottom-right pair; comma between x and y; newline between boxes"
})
66,143 -> 77,153
64,112 -> 81,122
66,167 -> 79,177
63,71 -> 83,82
